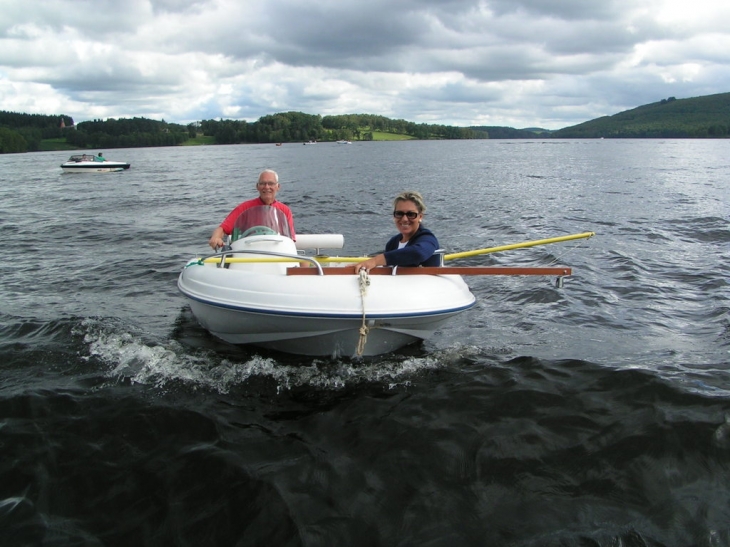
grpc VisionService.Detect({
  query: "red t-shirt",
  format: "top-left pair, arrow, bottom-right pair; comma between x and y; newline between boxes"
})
219,197 -> 296,240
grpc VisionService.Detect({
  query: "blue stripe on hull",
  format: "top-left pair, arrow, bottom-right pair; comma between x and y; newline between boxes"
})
180,291 -> 475,319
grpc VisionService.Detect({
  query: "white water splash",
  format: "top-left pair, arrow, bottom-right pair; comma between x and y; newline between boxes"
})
77,318 -> 478,394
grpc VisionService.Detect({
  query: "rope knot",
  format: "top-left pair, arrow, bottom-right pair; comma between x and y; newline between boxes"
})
358,268 -> 370,295
356,269 -> 371,355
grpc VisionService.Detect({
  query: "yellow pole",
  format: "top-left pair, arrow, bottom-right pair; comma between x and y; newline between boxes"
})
198,232 -> 595,264
314,256 -> 368,263
444,232 -> 595,261
201,255 -> 370,264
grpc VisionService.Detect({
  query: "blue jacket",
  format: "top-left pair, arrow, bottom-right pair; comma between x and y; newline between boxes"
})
383,225 -> 440,267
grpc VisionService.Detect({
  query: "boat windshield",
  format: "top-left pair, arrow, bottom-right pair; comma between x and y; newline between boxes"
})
68,154 -> 96,162
231,206 -> 292,241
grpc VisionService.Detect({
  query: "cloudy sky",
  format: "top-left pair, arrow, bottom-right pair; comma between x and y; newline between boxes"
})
1,0 -> 728,130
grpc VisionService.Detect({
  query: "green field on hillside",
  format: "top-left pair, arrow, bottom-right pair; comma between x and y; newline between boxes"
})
370,131 -> 415,141
181,135 -> 216,145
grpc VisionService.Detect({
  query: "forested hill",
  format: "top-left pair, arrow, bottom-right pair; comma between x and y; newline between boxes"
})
469,126 -> 546,138
552,92 -> 730,138
0,112 -> 190,153
0,111 -> 75,153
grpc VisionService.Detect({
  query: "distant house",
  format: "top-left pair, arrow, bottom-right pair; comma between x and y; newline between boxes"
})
59,117 -> 76,130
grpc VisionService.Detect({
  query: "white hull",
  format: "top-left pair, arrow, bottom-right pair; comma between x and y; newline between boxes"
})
184,298 -> 469,357
61,154 -> 130,172
61,164 -> 127,172
178,227 -> 475,357
180,267 -> 474,357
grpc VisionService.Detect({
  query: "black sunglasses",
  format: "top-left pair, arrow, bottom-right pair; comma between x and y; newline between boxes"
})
393,210 -> 419,219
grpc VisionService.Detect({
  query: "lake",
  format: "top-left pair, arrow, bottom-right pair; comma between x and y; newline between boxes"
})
0,139 -> 728,545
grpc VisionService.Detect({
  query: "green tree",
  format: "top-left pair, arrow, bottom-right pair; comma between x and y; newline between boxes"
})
0,127 -> 28,153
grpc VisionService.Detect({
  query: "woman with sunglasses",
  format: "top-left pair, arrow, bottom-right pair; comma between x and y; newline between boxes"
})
354,191 -> 440,273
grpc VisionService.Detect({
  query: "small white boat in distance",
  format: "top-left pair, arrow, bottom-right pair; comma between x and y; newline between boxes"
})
178,206 -> 477,357
61,154 -> 131,172
336,140 -> 352,144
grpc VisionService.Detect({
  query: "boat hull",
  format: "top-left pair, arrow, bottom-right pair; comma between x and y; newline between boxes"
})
178,259 -> 475,357
61,160 -> 130,172
184,297 -> 470,357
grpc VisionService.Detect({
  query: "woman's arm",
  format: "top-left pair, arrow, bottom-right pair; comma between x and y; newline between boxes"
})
383,232 -> 438,266
354,231 -> 439,272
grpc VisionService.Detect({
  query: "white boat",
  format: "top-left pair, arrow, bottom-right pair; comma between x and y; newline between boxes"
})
178,206 -> 477,357
336,140 -> 352,144
61,154 -> 131,172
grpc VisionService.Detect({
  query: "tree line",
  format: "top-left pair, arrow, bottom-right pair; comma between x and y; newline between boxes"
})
3,92 -> 729,154
0,111 -> 74,153
0,110 -> 487,153
0,112 -> 191,153
64,117 -> 190,149
199,112 -> 488,144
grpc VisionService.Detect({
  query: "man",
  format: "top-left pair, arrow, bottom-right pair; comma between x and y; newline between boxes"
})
208,169 -> 295,249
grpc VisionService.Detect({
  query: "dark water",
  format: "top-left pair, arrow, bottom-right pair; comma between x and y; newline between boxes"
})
1,140 -> 729,546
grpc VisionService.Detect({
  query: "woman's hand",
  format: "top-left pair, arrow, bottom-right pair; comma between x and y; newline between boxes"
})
354,254 -> 386,274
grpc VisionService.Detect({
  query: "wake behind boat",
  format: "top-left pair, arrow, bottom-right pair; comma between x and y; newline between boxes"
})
61,154 -> 131,173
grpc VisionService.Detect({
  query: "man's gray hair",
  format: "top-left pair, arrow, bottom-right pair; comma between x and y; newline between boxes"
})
259,169 -> 279,183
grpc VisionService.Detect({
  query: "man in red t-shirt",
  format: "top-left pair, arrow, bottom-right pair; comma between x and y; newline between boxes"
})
208,169 -> 295,249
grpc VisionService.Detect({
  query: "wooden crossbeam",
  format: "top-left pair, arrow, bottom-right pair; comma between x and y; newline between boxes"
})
287,266 -> 572,276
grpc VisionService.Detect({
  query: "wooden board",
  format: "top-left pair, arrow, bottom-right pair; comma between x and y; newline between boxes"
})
287,266 -> 572,276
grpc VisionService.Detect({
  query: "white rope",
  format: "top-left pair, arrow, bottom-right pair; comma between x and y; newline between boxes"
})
545,238 -> 591,266
356,269 -> 371,356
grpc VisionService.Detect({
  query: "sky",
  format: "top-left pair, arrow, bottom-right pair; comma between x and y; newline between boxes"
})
1,0 -> 729,130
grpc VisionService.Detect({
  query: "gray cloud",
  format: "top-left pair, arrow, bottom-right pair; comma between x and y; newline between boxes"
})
0,0 -> 727,129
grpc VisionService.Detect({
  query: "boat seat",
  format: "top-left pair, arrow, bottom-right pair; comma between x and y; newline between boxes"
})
295,234 -> 344,252
228,235 -> 299,273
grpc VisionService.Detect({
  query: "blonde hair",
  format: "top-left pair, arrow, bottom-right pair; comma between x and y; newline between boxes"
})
393,190 -> 426,213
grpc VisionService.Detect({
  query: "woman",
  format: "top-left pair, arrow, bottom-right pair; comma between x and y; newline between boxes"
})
354,191 -> 440,273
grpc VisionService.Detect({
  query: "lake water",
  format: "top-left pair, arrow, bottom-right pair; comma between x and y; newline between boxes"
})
1,139 -> 729,545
